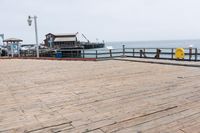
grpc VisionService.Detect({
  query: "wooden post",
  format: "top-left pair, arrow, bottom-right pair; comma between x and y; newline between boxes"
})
195,48 -> 198,61
133,49 -> 135,57
123,45 -> 125,56
189,48 -> 192,60
140,50 -> 143,58
171,49 -> 174,59
110,49 -> 112,57
155,49 -> 161,59
96,50 -> 98,59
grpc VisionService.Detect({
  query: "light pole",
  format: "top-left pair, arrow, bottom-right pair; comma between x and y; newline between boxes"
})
27,16 -> 39,58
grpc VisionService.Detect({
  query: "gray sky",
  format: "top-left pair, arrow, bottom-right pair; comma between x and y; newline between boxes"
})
1,0 -> 200,43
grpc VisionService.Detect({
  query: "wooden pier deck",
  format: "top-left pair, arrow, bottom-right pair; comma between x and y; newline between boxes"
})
0,59 -> 200,133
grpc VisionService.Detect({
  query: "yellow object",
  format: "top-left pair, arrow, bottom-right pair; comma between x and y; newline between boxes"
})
175,48 -> 185,59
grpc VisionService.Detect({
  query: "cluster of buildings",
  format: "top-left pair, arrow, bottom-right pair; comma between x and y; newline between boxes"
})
0,33 -> 105,57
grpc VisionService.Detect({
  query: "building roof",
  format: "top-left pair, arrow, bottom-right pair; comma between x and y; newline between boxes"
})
46,33 -> 78,37
3,38 -> 23,42
54,33 -> 77,36
54,37 -> 76,42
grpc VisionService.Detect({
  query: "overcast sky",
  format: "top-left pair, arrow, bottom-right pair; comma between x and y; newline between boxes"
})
1,0 -> 200,43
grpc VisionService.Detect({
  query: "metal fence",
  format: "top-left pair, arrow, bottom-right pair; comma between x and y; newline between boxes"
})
6,45 -> 200,61
124,47 -> 199,61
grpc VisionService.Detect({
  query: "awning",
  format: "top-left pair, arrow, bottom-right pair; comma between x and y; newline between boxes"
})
3,38 -> 23,42
54,37 -> 76,42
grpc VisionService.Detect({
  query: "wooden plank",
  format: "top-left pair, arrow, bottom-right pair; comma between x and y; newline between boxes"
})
0,59 -> 200,132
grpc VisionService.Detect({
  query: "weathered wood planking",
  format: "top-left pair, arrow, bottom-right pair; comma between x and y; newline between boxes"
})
0,59 -> 200,133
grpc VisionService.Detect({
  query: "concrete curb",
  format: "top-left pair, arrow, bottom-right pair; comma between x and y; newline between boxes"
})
0,57 -> 97,61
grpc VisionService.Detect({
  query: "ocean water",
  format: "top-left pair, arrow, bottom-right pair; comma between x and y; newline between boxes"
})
105,39 -> 200,49
84,40 -> 200,59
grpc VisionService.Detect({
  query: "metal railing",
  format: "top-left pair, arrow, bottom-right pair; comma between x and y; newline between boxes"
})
124,47 -> 199,61
5,45 -> 200,61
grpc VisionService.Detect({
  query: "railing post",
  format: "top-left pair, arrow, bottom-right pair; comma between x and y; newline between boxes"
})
143,48 -> 146,58
171,49 -> 174,59
195,48 -> 198,61
96,50 -> 98,59
133,48 -> 135,57
140,50 -> 143,58
189,48 -> 192,61
155,49 -> 161,59
123,45 -> 125,56
110,49 -> 112,58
